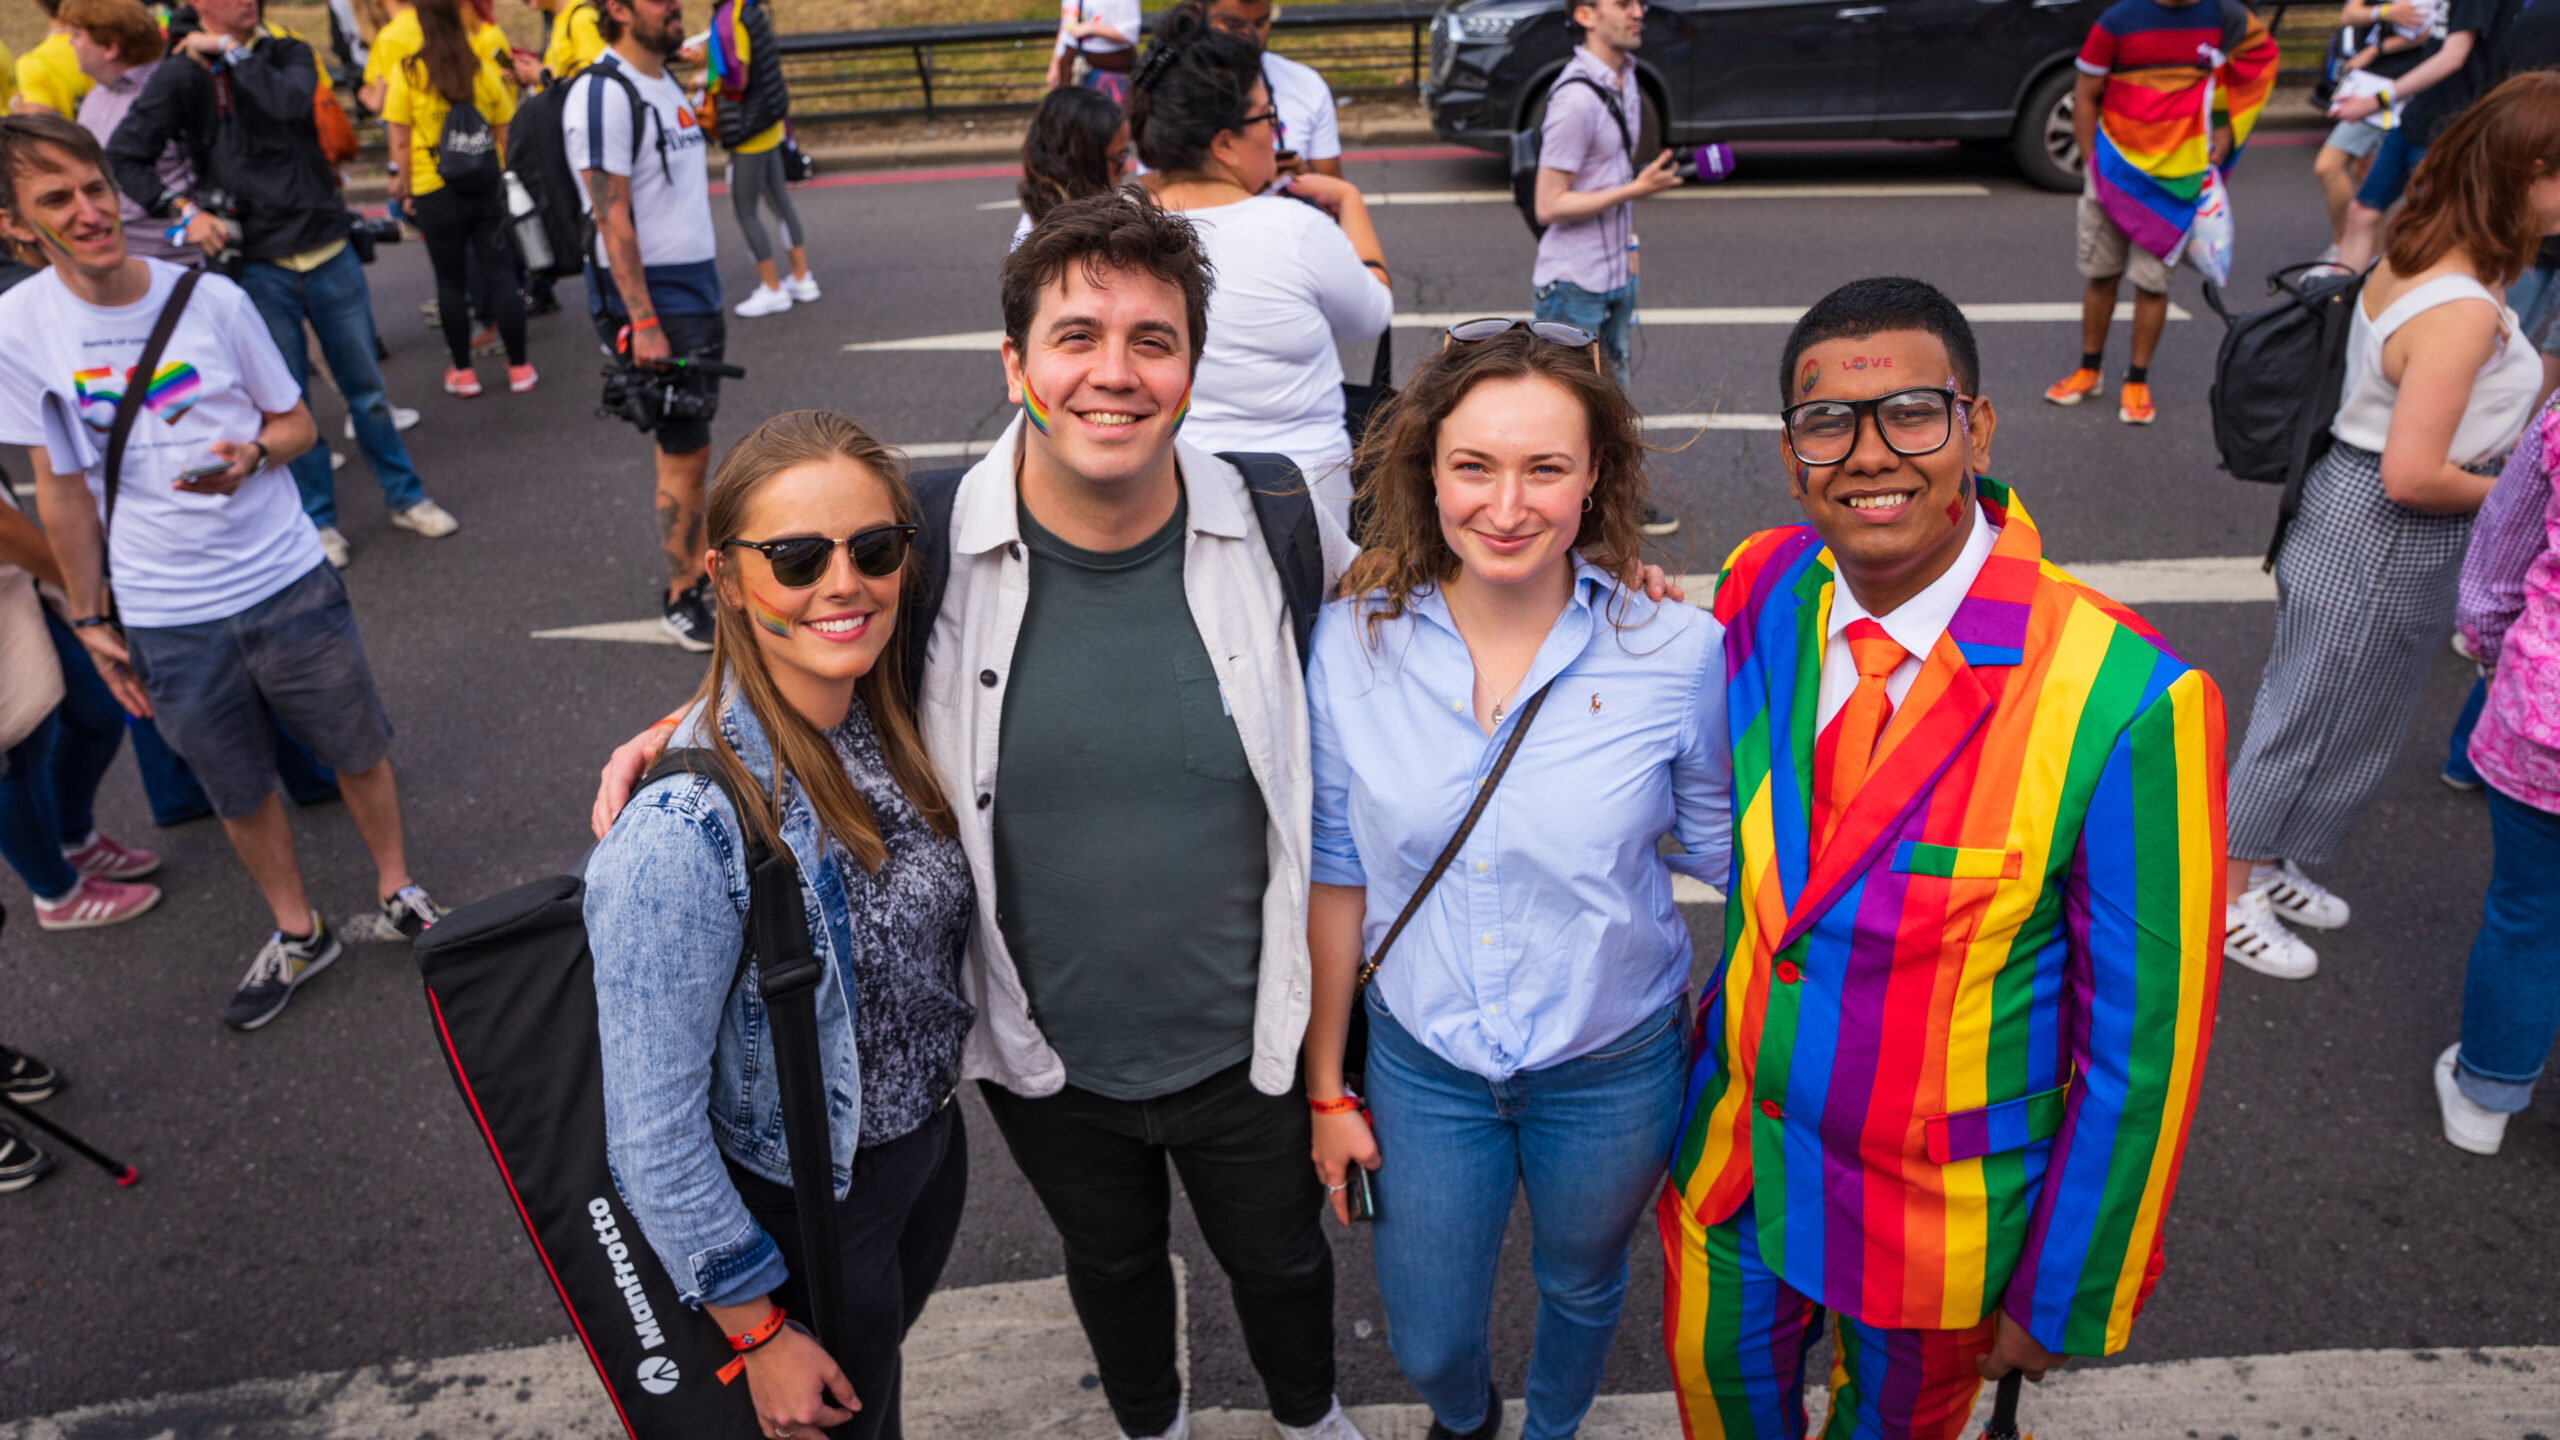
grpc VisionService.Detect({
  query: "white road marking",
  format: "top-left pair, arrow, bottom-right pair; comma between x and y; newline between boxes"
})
1674,875 -> 1726,905
8,1265 -> 2552,1439
978,182 -> 1991,212
1670,555 -> 2272,607
846,303 -> 2189,351
1647,412 -> 1784,432
900,438 -> 1002,459
528,619 -> 680,645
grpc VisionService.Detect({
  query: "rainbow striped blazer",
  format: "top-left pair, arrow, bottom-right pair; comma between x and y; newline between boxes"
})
1666,480 -> 2226,1357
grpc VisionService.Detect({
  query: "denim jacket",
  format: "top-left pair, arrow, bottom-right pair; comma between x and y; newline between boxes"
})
587,687 -> 863,1308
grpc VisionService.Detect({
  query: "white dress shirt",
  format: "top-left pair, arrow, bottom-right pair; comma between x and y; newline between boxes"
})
1815,500 -> 1999,730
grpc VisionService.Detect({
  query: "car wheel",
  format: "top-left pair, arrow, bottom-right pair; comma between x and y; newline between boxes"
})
2011,67 -> 2082,193
1520,77 -> 1668,165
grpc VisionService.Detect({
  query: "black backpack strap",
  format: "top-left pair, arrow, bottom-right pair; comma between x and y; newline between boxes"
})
1557,75 -> 1631,155
101,266 -> 204,621
900,465 -> 965,702
2266,269 -> 2367,569
1220,452 -> 1323,673
632,744 -> 850,1360
585,55 -> 664,179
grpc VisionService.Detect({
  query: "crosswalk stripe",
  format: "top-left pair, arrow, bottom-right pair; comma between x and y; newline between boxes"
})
844,303 -> 2191,352
1672,554 -> 2272,607
979,182 -> 1992,212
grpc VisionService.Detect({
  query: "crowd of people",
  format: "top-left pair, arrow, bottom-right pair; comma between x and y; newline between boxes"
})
4,0 -> 2559,1437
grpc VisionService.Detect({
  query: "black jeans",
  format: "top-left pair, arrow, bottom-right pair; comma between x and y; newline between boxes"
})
409,182 -> 525,368
724,1101 -> 968,1440
980,1061 -> 1335,1435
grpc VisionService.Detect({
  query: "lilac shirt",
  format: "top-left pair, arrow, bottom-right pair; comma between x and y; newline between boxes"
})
78,61 -> 201,265
2459,399 -> 2560,813
1531,46 -> 1638,294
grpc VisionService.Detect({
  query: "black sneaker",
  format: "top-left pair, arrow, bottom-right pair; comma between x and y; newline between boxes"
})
0,1125 -> 52,1193
377,883 -> 448,940
0,1045 -> 60,1103
1639,506 -> 1681,537
222,912 -> 343,1031
661,580 -> 715,653
1426,1395 -> 1501,1440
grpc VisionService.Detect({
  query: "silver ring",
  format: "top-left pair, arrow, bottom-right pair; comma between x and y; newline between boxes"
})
1325,1181 -> 1346,1193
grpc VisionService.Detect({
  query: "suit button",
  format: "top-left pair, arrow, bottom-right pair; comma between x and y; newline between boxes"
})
1758,1099 -> 1783,1120
1775,961 -> 1802,985
976,793 -> 991,810
1009,541 -> 1023,560
979,670 -> 998,687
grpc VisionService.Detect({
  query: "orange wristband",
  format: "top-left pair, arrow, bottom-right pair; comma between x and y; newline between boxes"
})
630,314 -> 661,331
1308,1095 -> 1361,1115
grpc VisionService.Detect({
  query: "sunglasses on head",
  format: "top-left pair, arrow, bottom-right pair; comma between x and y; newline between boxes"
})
721,524 -> 917,588
1443,317 -> 1609,376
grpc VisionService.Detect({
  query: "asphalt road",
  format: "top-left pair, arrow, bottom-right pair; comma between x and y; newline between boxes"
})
5,136 -> 2557,1421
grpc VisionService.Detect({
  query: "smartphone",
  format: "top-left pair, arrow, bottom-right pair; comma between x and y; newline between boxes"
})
175,459 -> 234,485
1345,1165 -> 1379,1224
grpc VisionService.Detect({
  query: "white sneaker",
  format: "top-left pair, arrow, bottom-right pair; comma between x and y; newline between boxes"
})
785,273 -> 821,303
2435,1043 -> 2509,1155
390,499 -> 460,538
735,284 -> 793,318
344,406 -> 421,439
316,525 -> 352,569
1277,1399 -> 1366,1440
2255,860 -> 2350,930
329,449 -> 345,471
2224,889 -> 2317,980
1123,1404 -> 1188,1440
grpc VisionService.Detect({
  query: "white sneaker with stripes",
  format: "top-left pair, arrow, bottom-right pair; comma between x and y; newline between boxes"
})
2225,888 -> 2317,980
2254,859 -> 2350,931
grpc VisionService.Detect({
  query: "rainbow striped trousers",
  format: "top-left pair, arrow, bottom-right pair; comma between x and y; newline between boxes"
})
1658,1195 -> 1993,1440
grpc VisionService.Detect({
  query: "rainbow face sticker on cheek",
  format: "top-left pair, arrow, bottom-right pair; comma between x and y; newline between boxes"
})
747,587 -> 796,638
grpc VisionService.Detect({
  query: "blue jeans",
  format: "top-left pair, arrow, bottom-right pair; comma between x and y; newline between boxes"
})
1534,276 -> 1638,394
1366,993 -> 1686,1440
2447,677 -> 2487,786
2355,127 -> 2427,212
237,244 -> 424,528
0,609 -> 128,900
2456,785 -> 2560,1112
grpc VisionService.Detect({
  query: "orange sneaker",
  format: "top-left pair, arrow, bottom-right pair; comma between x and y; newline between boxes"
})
507,363 -> 539,393
2044,367 -> 2103,406
442,366 -> 482,398
2119,380 -> 2156,425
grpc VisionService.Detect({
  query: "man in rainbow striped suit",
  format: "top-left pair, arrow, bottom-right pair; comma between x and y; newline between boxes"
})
1659,278 -> 2227,1439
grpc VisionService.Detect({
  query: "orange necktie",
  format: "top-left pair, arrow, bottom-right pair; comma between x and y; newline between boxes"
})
1814,618 -> 1908,851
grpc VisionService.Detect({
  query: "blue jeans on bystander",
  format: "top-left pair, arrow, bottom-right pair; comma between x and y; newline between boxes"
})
237,244 -> 425,529
1534,276 -> 1638,394
2456,785 -> 2560,1112
1365,992 -> 1686,1440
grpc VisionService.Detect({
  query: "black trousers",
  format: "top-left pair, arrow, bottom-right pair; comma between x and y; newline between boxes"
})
980,1060 -> 1335,1435
408,182 -> 525,369
724,1101 -> 968,1440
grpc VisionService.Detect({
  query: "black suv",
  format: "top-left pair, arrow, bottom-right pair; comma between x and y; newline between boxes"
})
1423,0 -> 2107,191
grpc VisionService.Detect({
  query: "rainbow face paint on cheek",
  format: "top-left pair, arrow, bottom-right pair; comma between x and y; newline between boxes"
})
1169,383 -> 1190,434
1022,378 -> 1054,435
747,587 -> 795,638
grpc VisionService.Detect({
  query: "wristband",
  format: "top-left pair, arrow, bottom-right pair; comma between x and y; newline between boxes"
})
69,615 -> 111,630
725,1304 -> 787,1353
630,314 -> 662,331
1308,1095 -> 1362,1115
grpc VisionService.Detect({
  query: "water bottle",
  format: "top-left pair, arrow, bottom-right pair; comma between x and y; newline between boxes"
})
503,170 -> 553,273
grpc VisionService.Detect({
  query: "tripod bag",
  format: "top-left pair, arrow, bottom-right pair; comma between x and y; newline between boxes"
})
415,746 -> 844,1438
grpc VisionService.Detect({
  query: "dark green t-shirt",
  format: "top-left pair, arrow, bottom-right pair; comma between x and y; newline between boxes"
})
992,495 -> 1267,1100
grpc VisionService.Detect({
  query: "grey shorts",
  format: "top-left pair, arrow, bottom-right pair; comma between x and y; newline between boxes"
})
125,562 -> 394,820
2323,118 -> 2386,159
2076,181 -> 2173,294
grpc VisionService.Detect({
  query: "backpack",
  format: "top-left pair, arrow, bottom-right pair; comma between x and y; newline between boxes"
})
895,452 -> 1326,699
414,748 -> 847,1439
1510,75 -> 1628,240
2203,260 -> 2368,566
435,97 -> 503,193
507,56 -> 659,281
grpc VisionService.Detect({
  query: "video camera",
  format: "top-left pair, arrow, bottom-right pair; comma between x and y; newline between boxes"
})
599,355 -> 747,434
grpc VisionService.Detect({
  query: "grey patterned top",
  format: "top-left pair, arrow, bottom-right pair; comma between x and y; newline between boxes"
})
826,698 -> 975,1147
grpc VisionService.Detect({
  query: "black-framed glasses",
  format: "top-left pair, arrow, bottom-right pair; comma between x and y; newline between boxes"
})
1780,387 -> 1970,466
721,524 -> 917,588
1445,316 -> 1599,350
1234,108 -> 1279,131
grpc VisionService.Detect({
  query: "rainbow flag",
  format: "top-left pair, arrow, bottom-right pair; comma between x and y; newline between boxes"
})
2090,9 -> 2277,263
705,0 -> 752,101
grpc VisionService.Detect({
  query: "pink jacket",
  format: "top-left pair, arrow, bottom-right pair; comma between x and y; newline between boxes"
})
2461,400 -> 2560,814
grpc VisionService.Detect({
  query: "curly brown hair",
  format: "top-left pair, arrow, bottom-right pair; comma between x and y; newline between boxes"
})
1341,328 -> 1653,639
2387,70 -> 2560,287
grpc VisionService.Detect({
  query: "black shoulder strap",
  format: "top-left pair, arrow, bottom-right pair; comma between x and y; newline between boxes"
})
1557,75 -> 1631,155
2266,269 -> 2368,569
584,54 -> 663,176
1220,452 -> 1323,673
631,744 -> 850,1361
100,266 -> 204,613
900,465 -> 965,702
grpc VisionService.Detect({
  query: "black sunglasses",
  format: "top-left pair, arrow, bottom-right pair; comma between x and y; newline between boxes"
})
1444,316 -> 1599,349
721,524 -> 917,588
1779,386 -> 1972,467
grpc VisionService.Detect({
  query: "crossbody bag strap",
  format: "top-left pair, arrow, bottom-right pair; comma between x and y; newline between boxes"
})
635,745 -> 850,1358
100,266 -> 205,616
1354,679 -> 1555,993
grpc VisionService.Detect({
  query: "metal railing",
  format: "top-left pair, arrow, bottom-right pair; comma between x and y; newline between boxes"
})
772,1 -> 1439,123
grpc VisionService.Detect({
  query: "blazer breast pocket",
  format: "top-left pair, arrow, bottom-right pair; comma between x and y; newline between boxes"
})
1889,842 -> 2026,943
1174,653 -> 1253,782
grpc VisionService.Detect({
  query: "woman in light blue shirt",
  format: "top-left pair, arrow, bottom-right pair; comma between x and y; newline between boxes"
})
1303,324 -> 1731,1440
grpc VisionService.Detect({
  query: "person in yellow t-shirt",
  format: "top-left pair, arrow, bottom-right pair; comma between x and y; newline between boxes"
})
512,0 -> 599,85
384,0 -> 530,395
0,43 -> 18,110
12,0 -> 97,118
703,0 -> 811,316
361,0 -> 502,111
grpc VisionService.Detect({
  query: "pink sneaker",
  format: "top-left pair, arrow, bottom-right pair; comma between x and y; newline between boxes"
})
443,366 -> 483,398
507,363 -> 539,393
61,830 -> 160,881
32,877 -> 162,931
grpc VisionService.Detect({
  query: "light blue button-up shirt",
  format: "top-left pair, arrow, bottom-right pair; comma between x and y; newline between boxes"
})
1308,559 -> 1733,1082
